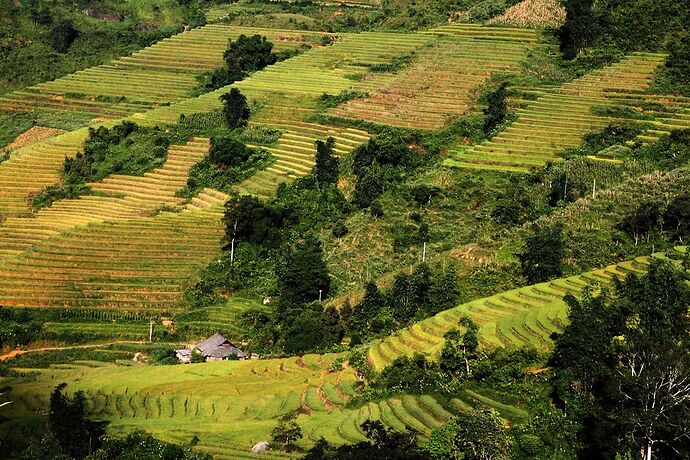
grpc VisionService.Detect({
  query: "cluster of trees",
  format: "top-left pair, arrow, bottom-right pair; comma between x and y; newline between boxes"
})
617,193 -> 690,245
558,0 -> 689,58
346,263 -> 461,342
551,260 -> 690,459
351,130 -> 425,209
197,34 -> 299,94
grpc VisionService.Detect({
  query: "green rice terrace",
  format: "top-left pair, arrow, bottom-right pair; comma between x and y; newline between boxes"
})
1,0 -> 690,458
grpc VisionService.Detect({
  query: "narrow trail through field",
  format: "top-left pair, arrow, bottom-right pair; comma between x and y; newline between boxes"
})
0,341 -> 178,361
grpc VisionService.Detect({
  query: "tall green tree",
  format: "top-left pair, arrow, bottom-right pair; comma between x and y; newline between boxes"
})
224,34 -> 275,74
220,88 -> 250,129
557,0 -> 598,59
483,83 -> 508,135
518,222 -> 565,284
425,410 -> 513,460
276,237 -> 330,323
351,282 -> 385,332
49,383 -> 107,459
314,137 -> 339,190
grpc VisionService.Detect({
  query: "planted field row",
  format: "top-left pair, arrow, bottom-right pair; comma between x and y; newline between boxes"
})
447,52 -> 666,172
424,23 -> 540,43
330,37 -> 534,129
367,245 -> 687,370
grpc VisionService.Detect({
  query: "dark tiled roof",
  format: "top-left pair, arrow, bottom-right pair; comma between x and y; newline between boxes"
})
196,332 -> 246,359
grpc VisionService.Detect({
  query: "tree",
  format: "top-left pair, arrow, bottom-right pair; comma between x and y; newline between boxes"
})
314,137 -> 339,190
276,237 -> 330,323
223,194 -> 282,252
49,383 -> 107,459
220,88 -> 250,129
51,20 -> 78,53
224,34 -> 275,74
209,136 -> 254,167
410,184 -> 439,207
370,200 -> 384,219
483,83 -> 508,135
518,222 -> 565,284
439,317 -> 480,378
664,30 -> 690,93
426,410 -> 512,460
616,202 -> 661,245
557,0 -> 598,59
351,282 -> 385,333
352,166 -> 384,208
92,430 -> 210,460
663,193 -> 690,242
551,260 -> 690,459
271,413 -> 303,451
303,420 -> 424,459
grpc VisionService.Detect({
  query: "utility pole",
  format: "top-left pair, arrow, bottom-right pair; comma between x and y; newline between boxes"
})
149,320 -> 154,342
230,220 -> 237,264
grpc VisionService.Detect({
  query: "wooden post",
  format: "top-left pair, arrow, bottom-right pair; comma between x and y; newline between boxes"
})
592,178 -> 596,198
149,320 -> 153,342
422,242 -> 427,263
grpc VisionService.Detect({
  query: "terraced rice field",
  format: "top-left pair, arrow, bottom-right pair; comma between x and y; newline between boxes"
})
328,37 -> 535,129
446,52 -> 667,172
0,201 -> 225,311
0,129 -> 88,217
0,137 -> 213,262
367,246 -> 688,370
3,350 -> 525,459
0,25 -> 330,120
131,32 -> 443,193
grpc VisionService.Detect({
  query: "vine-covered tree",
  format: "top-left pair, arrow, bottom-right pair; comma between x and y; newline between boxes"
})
49,383 -> 107,459
276,237 -> 330,323
557,0 -> 598,59
51,20 -> 78,53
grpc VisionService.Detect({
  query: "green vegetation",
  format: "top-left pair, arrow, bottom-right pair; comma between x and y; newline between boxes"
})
2,2 -> 690,459
0,0 -> 203,94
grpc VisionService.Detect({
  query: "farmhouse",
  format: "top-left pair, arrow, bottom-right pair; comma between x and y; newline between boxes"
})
195,332 -> 247,361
